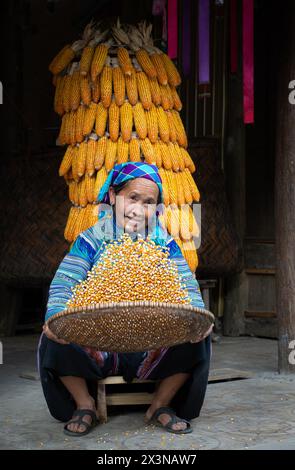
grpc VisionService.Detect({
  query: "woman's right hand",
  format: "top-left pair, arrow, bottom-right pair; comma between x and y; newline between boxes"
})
42,323 -> 69,345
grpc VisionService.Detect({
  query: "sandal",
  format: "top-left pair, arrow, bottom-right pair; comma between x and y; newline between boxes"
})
146,406 -> 192,434
64,409 -> 98,437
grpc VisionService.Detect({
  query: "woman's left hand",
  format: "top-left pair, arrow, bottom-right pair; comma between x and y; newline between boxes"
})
190,324 -> 213,343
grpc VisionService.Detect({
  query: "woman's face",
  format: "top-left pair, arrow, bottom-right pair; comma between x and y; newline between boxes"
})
108,178 -> 159,234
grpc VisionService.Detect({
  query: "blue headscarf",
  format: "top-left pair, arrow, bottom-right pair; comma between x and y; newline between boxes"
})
98,162 -> 163,204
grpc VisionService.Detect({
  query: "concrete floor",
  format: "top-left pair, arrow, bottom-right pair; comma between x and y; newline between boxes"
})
0,334 -> 295,450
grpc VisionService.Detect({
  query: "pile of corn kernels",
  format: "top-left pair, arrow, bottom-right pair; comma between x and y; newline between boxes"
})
67,233 -> 191,307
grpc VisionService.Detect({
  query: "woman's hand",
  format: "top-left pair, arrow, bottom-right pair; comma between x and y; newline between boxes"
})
190,324 -> 213,343
42,323 -> 69,345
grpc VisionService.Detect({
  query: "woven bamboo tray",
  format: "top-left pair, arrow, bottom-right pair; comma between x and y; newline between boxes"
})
47,301 -> 214,352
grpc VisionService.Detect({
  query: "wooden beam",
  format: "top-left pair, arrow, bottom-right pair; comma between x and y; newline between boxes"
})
275,1 -> 295,373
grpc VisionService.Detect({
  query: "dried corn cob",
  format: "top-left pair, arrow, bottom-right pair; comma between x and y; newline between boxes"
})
71,146 -> 80,182
70,71 -> 81,111
77,141 -> 87,177
180,148 -> 196,173
95,136 -> 107,170
120,101 -> 133,142
129,137 -> 141,162
91,77 -> 100,103
78,176 -> 88,207
135,49 -> 157,78
165,170 -> 178,205
62,75 -> 72,113
95,102 -> 108,137
171,110 -> 188,148
166,110 -> 177,143
160,53 -> 182,87
64,205 -> 76,241
69,111 -> 77,145
158,168 -> 170,206
80,76 -> 92,106
145,104 -> 158,143
150,53 -> 168,85
170,86 -> 182,111
140,138 -> 155,164
80,45 -> 95,76
85,174 -> 96,203
159,84 -> 172,111
49,45 -> 75,75
113,63 -> 126,106
156,107 -> 170,143
54,75 -> 65,116
149,77 -> 161,106
75,105 -> 86,143
117,47 -> 133,76
175,172 -> 185,205
184,168 -> 200,201
125,72 -> 138,105
83,102 -> 97,136
182,239 -> 198,272
68,181 -> 76,205
100,59 -> 113,108
86,137 -> 97,176
168,142 -> 180,172
58,113 -> 68,146
136,72 -> 152,110
174,143 -> 186,171
93,166 -> 108,200
179,207 -> 192,241
154,141 -> 162,168
59,145 -> 74,176
105,139 -> 117,172
159,141 -> 172,170
133,102 -> 147,139
180,171 -> 193,204
117,136 -> 129,164
109,100 -> 120,142
91,43 -> 109,82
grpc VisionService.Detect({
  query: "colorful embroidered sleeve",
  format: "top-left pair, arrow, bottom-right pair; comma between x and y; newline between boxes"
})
167,238 -> 205,309
45,230 -> 99,321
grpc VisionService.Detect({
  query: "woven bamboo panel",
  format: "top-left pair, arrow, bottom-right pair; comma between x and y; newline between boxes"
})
190,144 -> 242,276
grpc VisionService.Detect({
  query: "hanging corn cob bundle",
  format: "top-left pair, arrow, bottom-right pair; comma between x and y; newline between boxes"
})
50,19 -> 201,272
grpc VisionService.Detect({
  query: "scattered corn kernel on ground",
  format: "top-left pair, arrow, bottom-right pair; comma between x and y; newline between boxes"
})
49,20 -> 200,272
67,233 -> 191,307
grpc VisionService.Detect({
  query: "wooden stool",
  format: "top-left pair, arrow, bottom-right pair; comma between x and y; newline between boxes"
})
97,376 -> 156,423
96,368 -> 253,423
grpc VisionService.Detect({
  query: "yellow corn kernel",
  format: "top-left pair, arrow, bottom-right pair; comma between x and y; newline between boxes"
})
91,77 -> 100,103
159,141 -> 172,170
62,75 -> 72,113
86,138 -> 97,176
77,141 -> 87,177
49,45 -> 75,75
75,105 -> 86,143
180,171 -> 193,204
140,138 -> 155,164
70,71 -> 81,111
171,110 -> 188,148
158,168 -> 170,206
166,110 -> 177,143
59,145 -> 74,177
93,166 -> 108,201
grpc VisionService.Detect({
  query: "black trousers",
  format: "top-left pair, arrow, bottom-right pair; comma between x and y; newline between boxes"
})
38,334 -> 211,422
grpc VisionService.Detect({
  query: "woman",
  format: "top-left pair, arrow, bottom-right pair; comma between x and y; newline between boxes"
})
39,162 -> 212,436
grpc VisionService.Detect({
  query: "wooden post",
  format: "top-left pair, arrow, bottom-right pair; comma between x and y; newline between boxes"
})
275,1 -> 295,374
